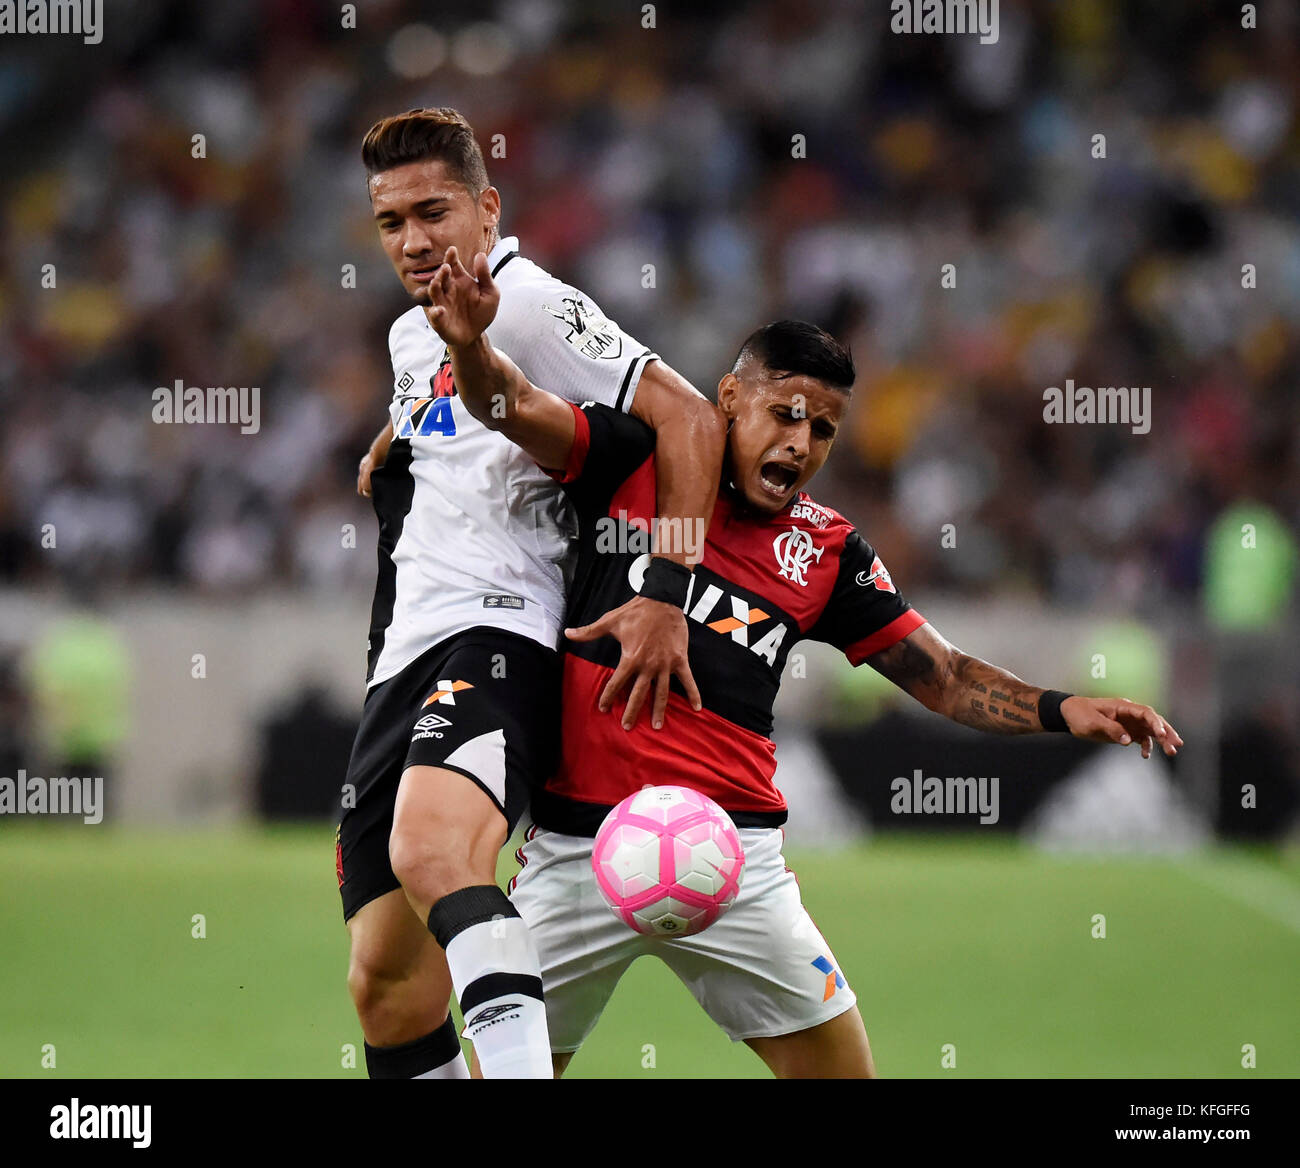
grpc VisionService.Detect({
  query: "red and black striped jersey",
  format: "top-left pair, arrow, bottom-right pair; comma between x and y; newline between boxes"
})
531,400 -> 926,836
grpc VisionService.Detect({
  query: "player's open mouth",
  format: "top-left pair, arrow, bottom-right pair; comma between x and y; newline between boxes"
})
408,266 -> 441,283
758,461 -> 798,499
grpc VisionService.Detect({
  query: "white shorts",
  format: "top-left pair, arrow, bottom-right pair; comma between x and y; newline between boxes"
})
508,825 -> 858,1051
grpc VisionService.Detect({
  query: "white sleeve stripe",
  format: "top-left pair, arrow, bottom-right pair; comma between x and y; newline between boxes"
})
615,352 -> 657,413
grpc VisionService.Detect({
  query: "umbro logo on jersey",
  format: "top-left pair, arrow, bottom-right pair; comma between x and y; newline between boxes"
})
396,371 -> 415,393
424,680 -> 474,706
773,528 -> 824,587
855,556 -> 896,593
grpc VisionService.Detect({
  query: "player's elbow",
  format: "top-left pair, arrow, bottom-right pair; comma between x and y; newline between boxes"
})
635,363 -> 725,444
671,391 -> 727,457
933,689 -> 962,722
928,651 -> 968,722
699,395 -> 728,443
682,387 -> 725,431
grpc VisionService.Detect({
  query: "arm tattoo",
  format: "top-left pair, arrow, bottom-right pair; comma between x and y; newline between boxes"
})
868,633 -> 1045,734
866,637 -> 950,709
948,654 -> 1042,733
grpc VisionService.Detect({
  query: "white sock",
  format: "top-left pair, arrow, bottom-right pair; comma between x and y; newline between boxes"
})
429,886 -> 553,1079
414,1054 -> 470,1079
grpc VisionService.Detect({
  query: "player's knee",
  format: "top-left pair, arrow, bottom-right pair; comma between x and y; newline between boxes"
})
348,952 -> 403,1035
388,826 -> 476,907
347,950 -> 438,1044
346,955 -> 388,1021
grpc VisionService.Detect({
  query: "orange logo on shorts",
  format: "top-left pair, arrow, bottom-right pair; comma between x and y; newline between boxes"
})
812,955 -> 845,1001
424,679 -> 474,706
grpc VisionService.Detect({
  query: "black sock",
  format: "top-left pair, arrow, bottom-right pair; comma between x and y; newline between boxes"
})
363,1015 -> 468,1079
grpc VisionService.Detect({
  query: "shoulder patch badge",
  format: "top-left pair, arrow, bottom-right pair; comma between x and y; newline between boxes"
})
543,295 -> 623,361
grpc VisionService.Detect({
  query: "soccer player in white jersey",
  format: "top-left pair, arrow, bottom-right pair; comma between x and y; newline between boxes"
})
338,108 -> 725,1079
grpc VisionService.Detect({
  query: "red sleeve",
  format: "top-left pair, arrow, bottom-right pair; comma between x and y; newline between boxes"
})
539,401 -> 657,519
540,400 -> 591,484
844,609 -> 927,665
808,528 -> 925,664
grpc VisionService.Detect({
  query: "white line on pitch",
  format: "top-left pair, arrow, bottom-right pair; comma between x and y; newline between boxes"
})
1176,856 -> 1300,937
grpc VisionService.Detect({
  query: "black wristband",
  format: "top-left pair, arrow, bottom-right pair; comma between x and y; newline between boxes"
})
639,557 -> 692,608
1038,689 -> 1073,732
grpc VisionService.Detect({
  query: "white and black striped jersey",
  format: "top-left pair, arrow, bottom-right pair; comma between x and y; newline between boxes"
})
365,235 -> 657,688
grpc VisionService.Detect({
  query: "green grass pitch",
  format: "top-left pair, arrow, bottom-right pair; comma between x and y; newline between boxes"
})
1,824 -> 1295,1078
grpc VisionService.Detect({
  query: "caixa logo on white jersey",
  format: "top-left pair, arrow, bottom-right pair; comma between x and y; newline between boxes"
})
628,555 -> 787,666
393,396 -> 457,438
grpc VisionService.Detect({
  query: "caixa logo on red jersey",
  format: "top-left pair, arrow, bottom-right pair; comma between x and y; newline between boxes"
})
628,555 -> 787,666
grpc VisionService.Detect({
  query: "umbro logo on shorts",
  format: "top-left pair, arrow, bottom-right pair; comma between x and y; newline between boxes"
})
411,710 -> 452,742
465,1003 -> 522,1028
424,680 -> 474,706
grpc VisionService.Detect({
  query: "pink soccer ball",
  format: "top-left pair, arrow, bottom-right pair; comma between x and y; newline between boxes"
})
592,785 -> 745,937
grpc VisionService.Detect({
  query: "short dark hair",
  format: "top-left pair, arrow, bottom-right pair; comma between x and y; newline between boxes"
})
732,320 -> 855,393
361,107 -> 490,197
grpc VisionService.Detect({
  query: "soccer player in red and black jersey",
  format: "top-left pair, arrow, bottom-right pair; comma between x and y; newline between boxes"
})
425,248 -> 1184,1078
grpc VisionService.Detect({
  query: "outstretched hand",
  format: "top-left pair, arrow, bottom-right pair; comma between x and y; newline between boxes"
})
566,596 -> 703,731
425,246 -> 500,347
1061,696 -> 1183,759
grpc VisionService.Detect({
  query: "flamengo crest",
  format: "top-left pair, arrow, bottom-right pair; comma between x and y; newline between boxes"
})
773,528 -> 823,587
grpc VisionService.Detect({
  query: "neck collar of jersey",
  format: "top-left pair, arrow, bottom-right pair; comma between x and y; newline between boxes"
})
487,235 -> 520,277
421,236 -> 521,333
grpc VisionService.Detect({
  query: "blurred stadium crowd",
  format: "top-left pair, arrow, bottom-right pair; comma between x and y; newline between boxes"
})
1,0 -> 1296,622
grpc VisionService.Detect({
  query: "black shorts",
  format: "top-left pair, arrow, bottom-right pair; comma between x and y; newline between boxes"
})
336,627 -> 561,921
